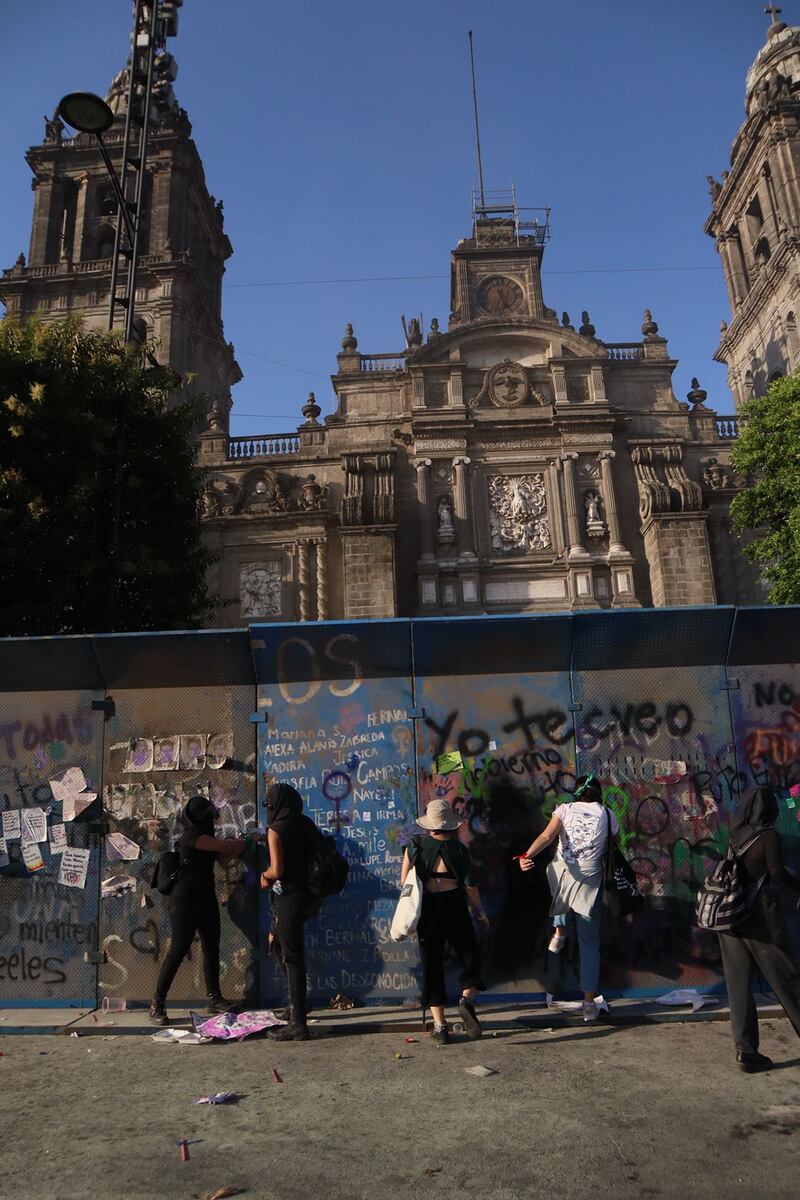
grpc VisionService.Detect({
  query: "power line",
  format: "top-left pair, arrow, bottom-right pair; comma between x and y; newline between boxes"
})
222,265 -> 719,289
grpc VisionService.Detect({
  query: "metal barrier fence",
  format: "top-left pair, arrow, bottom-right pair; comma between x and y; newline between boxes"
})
1,606 -> 798,1008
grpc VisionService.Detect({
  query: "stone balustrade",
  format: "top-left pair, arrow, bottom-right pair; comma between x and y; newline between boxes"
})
228,434 -> 301,460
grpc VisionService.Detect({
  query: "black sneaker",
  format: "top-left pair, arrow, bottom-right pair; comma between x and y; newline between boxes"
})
458,996 -> 482,1041
268,1019 -> 309,1042
430,1024 -> 450,1045
149,1001 -> 169,1026
206,994 -> 235,1015
736,1050 -> 773,1073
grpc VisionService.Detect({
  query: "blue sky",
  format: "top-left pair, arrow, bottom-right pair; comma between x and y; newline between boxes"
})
0,1 -> 777,433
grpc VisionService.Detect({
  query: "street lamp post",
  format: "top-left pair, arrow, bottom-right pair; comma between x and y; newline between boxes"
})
58,0 -> 182,343
57,1 -> 183,629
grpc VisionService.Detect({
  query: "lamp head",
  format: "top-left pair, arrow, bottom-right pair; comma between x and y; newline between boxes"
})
58,92 -> 114,135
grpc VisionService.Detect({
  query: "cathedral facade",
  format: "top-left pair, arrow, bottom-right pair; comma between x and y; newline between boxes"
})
5,16 -> 795,627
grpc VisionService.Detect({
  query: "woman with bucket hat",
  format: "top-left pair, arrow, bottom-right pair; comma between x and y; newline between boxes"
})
401,797 -> 488,1044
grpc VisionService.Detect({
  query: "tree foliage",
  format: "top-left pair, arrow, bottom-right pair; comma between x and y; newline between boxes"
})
730,373 -> 800,604
0,316 -> 213,635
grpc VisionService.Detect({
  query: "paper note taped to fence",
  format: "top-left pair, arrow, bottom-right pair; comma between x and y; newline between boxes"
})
59,847 -> 90,889
2,810 -> 21,841
105,832 -> 141,862
436,750 -> 464,775
22,806 -> 48,844
49,823 -> 67,855
0,837 -> 9,868
22,842 -> 45,872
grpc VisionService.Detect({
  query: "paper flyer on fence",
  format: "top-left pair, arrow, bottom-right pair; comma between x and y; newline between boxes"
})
21,806 -> 48,844
0,837 -> 9,868
105,832 -> 141,862
49,823 -> 68,855
22,841 -> 45,872
58,847 -> 90,889
2,810 -> 21,841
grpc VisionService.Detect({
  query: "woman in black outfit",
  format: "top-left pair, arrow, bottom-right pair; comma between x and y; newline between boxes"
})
261,782 -> 321,1042
149,795 -> 256,1024
718,786 -> 800,1071
401,797 -> 488,1044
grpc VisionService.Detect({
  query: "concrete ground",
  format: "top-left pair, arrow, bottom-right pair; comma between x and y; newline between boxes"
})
2,1015 -> 799,1200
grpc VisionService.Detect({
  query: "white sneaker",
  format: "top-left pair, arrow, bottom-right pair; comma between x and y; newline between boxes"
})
548,929 -> 567,954
582,1000 -> 599,1023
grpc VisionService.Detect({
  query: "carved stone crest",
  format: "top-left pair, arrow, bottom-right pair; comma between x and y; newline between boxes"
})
242,470 -> 287,515
487,359 -> 529,408
488,474 -> 551,554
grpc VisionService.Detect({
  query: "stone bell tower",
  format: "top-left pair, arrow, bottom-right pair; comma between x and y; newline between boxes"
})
0,64 -> 241,421
707,6 -> 800,407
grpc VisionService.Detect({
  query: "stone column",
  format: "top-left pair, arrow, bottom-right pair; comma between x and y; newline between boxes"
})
547,461 -> 565,555
589,365 -> 608,404
552,365 -> 568,406
598,451 -> 627,556
297,539 -> 311,621
716,236 -> 739,312
560,452 -> 587,559
72,173 -> 89,263
414,459 -> 434,561
452,457 -> 475,558
315,538 -> 328,621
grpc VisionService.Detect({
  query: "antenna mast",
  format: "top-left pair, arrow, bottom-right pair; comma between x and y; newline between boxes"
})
468,30 -> 486,209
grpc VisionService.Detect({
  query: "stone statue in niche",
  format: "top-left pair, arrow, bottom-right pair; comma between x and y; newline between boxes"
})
702,458 -> 729,490
240,562 -> 282,618
240,471 -> 287,515
436,496 -> 456,545
584,490 -> 605,538
488,474 -> 551,554
299,473 -> 327,511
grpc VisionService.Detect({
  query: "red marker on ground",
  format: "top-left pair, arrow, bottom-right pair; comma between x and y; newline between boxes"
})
177,1139 -> 190,1163
271,1067 -> 282,1083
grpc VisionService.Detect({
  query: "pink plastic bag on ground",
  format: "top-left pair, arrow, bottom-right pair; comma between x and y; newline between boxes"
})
191,1010 -> 286,1041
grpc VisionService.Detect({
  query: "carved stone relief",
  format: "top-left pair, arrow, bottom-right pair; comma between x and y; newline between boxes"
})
488,474 -> 551,554
433,462 -> 454,486
242,470 -> 288,514
630,444 -> 703,521
298,474 -> 327,511
240,561 -> 283,618
702,458 -> 730,490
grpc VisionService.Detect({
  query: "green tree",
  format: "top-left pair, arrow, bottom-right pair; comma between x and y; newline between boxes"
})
0,316 -> 213,635
730,373 -> 800,603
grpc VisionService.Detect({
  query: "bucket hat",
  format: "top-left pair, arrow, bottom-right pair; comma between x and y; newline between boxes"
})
416,798 -> 464,831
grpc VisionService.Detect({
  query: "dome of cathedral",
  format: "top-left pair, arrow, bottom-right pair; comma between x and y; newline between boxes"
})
745,16 -> 800,115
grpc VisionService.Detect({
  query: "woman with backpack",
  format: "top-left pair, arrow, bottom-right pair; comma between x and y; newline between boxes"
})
400,797 -> 488,1044
518,774 -> 619,1022
261,782 -> 323,1042
149,795 -> 259,1025
717,786 -> 800,1072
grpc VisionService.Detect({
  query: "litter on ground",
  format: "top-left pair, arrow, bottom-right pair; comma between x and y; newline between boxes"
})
465,1065 -> 499,1077
652,989 -> 719,1012
192,1010 -> 285,1041
196,1092 -> 236,1105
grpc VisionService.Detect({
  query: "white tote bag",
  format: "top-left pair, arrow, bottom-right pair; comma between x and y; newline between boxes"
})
390,867 -> 422,941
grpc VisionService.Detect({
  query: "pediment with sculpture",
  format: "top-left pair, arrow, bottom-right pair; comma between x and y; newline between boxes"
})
200,469 -> 329,519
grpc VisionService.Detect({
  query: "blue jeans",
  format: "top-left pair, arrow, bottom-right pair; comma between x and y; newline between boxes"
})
553,896 -> 603,993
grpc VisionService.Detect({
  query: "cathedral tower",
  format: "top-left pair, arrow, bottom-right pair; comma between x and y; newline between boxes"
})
0,64 -> 240,421
707,6 -> 800,406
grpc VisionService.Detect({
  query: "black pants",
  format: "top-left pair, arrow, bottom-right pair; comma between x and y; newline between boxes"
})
272,886 -> 319,1018
719,893 -> 800,1054
417,889 -> 483,1008
154,887 -> 221,1004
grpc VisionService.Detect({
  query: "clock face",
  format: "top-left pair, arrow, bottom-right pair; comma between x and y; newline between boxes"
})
477,275 -> 524,316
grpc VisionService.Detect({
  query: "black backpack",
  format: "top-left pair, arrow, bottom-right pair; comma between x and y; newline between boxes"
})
306,830 -> 349,898
150,849 -> 181,896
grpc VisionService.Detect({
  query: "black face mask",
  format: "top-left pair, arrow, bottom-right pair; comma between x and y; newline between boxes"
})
265,783 -> 303,825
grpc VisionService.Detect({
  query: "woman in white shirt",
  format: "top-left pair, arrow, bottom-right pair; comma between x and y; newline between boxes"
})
519,774 -> 619,1021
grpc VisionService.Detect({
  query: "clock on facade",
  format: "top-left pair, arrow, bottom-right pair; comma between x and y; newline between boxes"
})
477,275 -> 524,316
